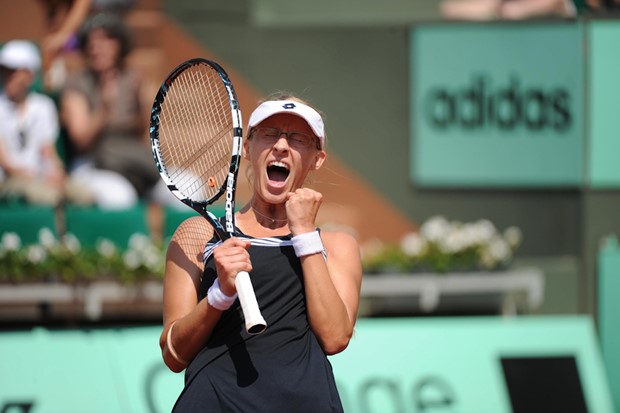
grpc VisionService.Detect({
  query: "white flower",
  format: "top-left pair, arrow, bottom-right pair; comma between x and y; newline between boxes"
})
420,216 -> 450,243
438,225 -> 471,254
62,233 -> 81,254
96,238 -> 117,258
2,232 -> 21,251
491,237 -> 511,262
27,245 -> 46,264
503,226 -> 522,249
123,250 -> 141,270
461,220 -> 497,245
128,233 -> 152,252
400,233 -> 427,257
480,236 -> 512,269
143,249 -> 162,272
38,228 -> 57,249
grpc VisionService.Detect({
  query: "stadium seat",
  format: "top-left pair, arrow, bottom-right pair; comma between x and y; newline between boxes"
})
64,204 -> 150,250
0,202 -> 58,245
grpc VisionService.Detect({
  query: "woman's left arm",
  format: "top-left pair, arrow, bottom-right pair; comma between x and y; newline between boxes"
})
300,231 -> 362,355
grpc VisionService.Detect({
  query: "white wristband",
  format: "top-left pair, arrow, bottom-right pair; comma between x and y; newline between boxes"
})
291,230 -> 325,257
207,279 -> 238,311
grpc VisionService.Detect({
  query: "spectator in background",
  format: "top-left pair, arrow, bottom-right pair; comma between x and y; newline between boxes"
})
60,13 -> 172,210
38,0 -> 136,91
439,0 -> 606,20
0,40 -> 93,207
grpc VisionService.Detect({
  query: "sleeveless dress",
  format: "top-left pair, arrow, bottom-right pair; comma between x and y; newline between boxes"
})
172,227 -> 344,413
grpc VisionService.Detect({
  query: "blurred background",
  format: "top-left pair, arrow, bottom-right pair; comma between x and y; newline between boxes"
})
1,0 -> 619,412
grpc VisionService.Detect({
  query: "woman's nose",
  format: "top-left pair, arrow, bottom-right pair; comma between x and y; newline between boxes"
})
273,133 -> 290,151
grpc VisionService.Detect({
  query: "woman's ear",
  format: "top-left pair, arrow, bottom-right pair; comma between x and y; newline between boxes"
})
312,150 -> 327,171
243,139 -> 250,160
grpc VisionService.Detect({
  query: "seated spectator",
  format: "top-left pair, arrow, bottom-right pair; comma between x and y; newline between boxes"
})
38,0 -> 137,91
60,13 -> 174,210
0,40 -> 93,207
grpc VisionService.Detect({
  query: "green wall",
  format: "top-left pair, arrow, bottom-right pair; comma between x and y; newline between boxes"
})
588,21 -> 620,188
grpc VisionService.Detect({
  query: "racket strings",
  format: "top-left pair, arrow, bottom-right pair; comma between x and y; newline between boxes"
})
166,69 -> 221,188
158,63 -> 234,201
187,67 -> 231,191
168,70 -> 215,194
187,66 -> 232,187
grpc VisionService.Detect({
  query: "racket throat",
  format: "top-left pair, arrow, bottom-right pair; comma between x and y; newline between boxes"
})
225,172 -> 236,233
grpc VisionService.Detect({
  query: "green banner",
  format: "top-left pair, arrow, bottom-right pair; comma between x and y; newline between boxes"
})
331,317 -> 613,412
0,327 -> 183,413
0,317 -> 613,413
410,23 -> 584,187
587,21 -> 620,188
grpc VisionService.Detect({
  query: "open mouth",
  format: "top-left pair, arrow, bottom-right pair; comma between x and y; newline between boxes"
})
266,161 -> 290,184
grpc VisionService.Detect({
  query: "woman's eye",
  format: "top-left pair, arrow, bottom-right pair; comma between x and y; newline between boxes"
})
290,135 -> 308,146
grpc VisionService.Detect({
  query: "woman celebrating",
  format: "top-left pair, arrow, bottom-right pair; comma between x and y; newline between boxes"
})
160,94 -> 362,412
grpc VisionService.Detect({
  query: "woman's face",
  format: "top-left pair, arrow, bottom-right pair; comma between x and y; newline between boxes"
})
244,113 -> 326,204
85,28 -> 121,72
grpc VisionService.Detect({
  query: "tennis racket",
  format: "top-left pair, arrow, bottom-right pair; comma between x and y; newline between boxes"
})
150,58 -> 267,335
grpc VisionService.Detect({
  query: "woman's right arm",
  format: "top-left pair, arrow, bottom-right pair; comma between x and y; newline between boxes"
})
159,217 -> 223,372
159,216 -> 253,372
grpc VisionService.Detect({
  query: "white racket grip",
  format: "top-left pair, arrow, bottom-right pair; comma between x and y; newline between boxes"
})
235,271 -> 267,334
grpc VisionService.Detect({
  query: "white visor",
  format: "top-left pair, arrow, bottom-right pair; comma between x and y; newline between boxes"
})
247,100 -> 325,148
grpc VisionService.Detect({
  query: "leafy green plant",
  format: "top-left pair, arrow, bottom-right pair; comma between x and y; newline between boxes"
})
362,216 -> 522,274
0,229 -> 165,284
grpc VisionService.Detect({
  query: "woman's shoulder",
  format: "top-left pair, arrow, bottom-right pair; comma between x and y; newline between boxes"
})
174,216 -> 213,236
320,229 -> 362,274
320,228 -> 359,251
169,216 -> 215,254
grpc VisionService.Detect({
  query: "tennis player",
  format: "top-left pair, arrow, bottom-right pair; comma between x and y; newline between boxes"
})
160,94 -> 362,412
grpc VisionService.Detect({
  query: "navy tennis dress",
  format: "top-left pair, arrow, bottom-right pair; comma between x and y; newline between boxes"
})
172,228 -> 344,413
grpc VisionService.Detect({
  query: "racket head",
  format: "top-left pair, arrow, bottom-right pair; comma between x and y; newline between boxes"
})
150,58 -> 243,238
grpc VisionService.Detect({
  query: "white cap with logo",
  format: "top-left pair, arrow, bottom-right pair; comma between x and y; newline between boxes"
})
248,100 -> 325,149
0,40 -> 41,72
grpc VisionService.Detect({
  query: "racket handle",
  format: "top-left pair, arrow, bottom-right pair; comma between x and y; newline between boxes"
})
235,271 -> 267,335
